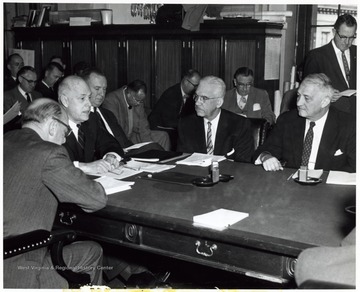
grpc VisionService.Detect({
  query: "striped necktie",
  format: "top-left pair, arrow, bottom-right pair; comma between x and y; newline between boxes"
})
341,52 -> 350,83
25,93 -> 31,103
77,124 -> 85,149
301,122 -> 315,167
206,121 -> 214,155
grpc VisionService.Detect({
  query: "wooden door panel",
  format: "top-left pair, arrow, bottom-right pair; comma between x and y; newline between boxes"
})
71,39 -> 92,74
192,39 -> 221,78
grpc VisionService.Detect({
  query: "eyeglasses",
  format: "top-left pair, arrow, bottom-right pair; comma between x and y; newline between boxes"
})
20,75 -> 37,84
336,31 -> 356,41
11,62 -> 24,67
186,79 -> 199,88
236,82 -> 253,88
193,93 -> 218,103
52,117 -> 72,137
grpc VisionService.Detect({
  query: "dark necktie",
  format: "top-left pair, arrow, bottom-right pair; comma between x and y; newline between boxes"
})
301,121 -> 316,167
77,124 -> 85,149
206,121 -> 214,155
25,93 -> 31,103
341,52 -> 350,83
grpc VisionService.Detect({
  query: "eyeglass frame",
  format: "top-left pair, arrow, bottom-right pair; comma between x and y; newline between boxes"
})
193,93 -> 219,103
52,117 -> 72,137
336,31 -> 356,41
235,82 -> 253,88
186,78 -> 199,88
20,75 -> 37,84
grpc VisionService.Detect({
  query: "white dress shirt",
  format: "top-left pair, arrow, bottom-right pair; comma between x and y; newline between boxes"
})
332,40 -> 350,87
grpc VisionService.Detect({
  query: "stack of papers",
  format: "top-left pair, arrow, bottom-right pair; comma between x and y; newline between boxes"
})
292,169 -> 323,179
94,176 -> 134,195
193,208 -> 249,231
326,171 -> 356,185
176,153 -> 226,167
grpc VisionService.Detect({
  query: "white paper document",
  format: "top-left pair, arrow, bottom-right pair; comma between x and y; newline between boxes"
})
124,142 -> 152,152
326,171 -> 356,185
193,208 -> 249,231
94,176 -> 135,195
176,153 -> 226,167
340,89 -> 356,97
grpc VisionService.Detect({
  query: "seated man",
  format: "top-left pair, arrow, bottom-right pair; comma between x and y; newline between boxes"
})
4,66 -> 42,132
98,77 -> 170,151
35,61 -> 65,101
4,53 -> 24,91
222,67 -> 276,125
253,73 -> 356,172
148,69 -> 201,150
177,75 -> 254,162
59,75 -> 123,174
3,98 -> 107,288
80,68 -> 165,155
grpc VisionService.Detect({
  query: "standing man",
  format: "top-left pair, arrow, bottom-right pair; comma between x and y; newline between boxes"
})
4,98 -> 107,288
4,66 -> 42,132
222,67 -> 276,125
36,61 -> 65,101
253,73 -> 356,172
177,75 -> 254,162
148,69 -> 201,150
303,14 -> 357,115
59,75 -> 123,174
103,79 -> 171,150
4,53 -> 24,91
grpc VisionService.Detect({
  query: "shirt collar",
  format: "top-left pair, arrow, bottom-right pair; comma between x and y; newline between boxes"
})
17,85 -> 27,97
307,109 -> 329,128
41,80 -> 51,88
331,39 -> 349,55
204,109 -> 221,125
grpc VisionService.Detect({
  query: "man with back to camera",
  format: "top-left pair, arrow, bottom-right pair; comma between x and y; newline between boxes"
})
303,13 -> 357,116
253,73 -> 355,173
59,75 -> 124,174
177,75 -> 254,162
3,98 -> 107,288
222,67 -> 276,125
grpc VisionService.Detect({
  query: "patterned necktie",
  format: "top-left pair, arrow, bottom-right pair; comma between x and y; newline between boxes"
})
301,121 -> 316,167
238,96 -> 247,110
25,93 -> 31,103
206,121 -> 214,155
77,124 -> 85,149
341,52 -> 350,83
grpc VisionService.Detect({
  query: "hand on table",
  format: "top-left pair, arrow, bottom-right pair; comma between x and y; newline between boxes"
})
261,155 -> 283,171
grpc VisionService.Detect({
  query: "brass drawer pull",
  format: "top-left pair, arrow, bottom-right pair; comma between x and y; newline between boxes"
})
195,240 -> 217,257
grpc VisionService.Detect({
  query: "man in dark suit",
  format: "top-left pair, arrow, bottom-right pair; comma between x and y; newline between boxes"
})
253,73 -> 356,173
222,67 -> 276,125
177,75 -> 254,162
148,69 -> 201,150
4,66 -> 42,132
3,98 -> 107,288
303,14 -> 357,115
35,61 -> 64,101
4,53 -> 24,91
59,75 -> 124,174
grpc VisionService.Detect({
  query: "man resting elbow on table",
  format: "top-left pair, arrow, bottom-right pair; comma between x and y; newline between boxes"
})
252,73 -> 356,173
59,75 -> 125,173
177,75 -> 254,162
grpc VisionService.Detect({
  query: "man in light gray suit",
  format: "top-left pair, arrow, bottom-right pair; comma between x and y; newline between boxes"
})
3,98 -> 107,288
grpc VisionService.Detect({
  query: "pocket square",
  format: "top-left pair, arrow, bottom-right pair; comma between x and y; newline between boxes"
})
253,103 -> 261,111
334,149 -> 343,156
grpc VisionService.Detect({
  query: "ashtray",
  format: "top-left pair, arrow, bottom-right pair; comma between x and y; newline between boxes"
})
293,177 -> 322,185
192,177 -> 218,187
219,174 -> 234,182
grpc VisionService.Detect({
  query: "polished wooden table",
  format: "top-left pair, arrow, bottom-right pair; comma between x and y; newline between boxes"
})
55,161 -> 355,286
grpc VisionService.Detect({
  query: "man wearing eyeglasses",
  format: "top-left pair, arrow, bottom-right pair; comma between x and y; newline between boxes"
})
4,66 -> 42,132
103,79 -> 171,151
148,69 -> 201,150
303,13 -> 357,116
4,53 -> 24,91
4,98 -> 107,288
177,75 -> 254,162
222,67 -> 276,125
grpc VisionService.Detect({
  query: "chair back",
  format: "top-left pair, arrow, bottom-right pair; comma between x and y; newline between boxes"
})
248,118 -> 271,149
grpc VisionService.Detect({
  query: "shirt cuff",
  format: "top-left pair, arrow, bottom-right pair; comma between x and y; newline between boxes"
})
73,161 -> 80,168
103,152 -> 122,162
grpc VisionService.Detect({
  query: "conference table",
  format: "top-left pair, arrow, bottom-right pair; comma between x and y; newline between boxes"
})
54,160 -> 355,286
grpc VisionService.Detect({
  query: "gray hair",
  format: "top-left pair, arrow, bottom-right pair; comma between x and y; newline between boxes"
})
22,98 -> 65,125
201,76 -> 226,99
301,73 -> 335,99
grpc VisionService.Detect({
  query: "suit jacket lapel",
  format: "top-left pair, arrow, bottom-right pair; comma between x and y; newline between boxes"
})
327,42 -> 349,88
292,115 -> 306,166
214,111 -> 228,153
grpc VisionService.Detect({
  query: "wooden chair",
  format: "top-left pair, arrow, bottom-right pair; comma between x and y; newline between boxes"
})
4,229 -> 91,288
248,118 -> 272,149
